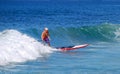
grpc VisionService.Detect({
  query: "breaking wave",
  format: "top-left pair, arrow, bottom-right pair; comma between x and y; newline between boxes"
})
0,29 -> 57,66
50,23 -> 120,42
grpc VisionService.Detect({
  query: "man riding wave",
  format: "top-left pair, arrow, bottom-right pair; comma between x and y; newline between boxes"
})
41,27 -> 50,46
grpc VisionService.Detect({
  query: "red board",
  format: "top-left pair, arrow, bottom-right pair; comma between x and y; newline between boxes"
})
57,44 -> 89,51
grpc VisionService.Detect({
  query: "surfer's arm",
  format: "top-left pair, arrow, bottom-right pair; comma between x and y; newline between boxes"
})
47,33 -> 50,40
48,36 -> 51,40
41,32 -> 44,40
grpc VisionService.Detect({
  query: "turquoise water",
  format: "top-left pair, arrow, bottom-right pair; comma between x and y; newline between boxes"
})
0,1 -> 120,74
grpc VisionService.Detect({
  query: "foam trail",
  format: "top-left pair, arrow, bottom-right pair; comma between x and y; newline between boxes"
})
0,29 -> 57,66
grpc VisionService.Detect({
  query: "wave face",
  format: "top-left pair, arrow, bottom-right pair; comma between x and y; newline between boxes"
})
50,24 -> 120,44
0,29 -> 56,66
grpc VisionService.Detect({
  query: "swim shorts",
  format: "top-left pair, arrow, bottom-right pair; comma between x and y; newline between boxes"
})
44,38 -> 50,44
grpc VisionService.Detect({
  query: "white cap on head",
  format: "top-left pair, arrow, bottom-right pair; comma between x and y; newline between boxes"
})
45,27 -> 48,30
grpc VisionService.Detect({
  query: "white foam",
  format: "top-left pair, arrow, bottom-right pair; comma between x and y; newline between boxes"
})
114,28 -> 120,41
0,29 -> 57,66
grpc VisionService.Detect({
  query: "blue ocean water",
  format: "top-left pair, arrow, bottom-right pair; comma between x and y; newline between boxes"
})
0,0 -> 120,74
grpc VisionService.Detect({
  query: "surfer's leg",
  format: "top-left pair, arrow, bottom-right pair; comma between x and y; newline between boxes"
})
42,40 -> 46,45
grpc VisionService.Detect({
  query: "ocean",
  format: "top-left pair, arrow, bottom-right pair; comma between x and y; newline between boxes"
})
0,0 -> 120,74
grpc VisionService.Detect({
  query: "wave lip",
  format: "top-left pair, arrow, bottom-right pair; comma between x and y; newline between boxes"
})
0,29 -> 56,66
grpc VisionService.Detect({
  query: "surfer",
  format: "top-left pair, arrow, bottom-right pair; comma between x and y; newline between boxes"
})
41,27 -> 50,46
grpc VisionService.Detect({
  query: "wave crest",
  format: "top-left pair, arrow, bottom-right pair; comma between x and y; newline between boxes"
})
51,23 -> 120,42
